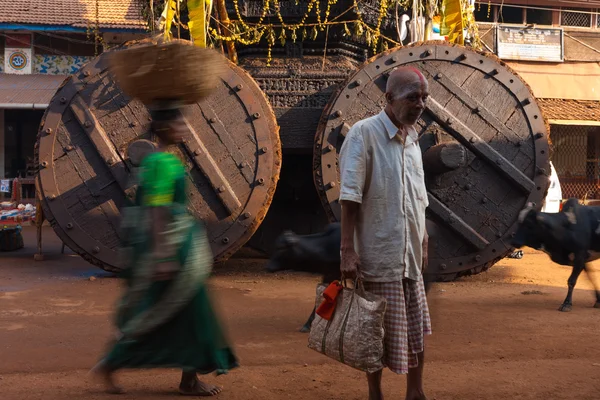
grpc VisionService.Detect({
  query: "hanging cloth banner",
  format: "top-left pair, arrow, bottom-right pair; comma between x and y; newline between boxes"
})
187,0 -> 208,47
163,0 -> 178,39
441,0 -> 465,45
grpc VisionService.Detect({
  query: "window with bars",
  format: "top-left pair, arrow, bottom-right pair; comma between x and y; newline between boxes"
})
550,125 -> 600,200
561,8 -> 592,27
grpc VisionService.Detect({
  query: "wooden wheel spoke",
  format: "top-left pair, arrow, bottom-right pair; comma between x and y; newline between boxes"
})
430,71 -> 522,143
427,194 -> 489,250
69,95 -> 132,195
199,104 -> 254,184
426,97 -> 535,193
182,116 -> 242,215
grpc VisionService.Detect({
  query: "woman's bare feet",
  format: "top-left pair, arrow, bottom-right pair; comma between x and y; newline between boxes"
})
179,372 -> 222,396
89,360 -> 125,394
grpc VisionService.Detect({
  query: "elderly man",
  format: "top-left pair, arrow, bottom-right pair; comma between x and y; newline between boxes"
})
338,66 -> 431,400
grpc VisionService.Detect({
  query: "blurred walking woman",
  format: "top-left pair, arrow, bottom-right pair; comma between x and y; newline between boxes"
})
92,104 -> 238,396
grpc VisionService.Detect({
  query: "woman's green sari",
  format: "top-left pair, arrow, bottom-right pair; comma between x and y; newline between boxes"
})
101,152 -> 238,375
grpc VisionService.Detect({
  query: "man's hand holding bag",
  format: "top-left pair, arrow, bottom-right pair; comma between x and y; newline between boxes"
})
307,279 -> 387,374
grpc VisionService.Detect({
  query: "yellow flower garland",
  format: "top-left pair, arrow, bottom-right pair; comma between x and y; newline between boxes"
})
205,0 -> 481,65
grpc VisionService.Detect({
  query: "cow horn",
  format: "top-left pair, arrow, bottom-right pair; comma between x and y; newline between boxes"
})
518,207 -> 532,223
565,210 -> 577,225
282,230 -> 298,245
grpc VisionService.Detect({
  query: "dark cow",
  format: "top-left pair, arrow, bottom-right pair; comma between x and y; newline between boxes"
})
511,198 -> 600,312
266,223 -> 434,331
266,223 -> 341,332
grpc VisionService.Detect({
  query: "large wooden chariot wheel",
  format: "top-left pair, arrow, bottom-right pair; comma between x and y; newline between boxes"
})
36,49 -> 281,272
313,42 -> 551,281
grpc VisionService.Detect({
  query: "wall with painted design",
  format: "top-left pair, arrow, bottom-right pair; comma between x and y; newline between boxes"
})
0,54 -> 92,74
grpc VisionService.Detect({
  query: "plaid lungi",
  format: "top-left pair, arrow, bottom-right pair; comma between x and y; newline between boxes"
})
363,276 -> 432,374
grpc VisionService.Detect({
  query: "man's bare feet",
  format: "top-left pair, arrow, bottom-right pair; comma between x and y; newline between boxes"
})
89,360 -> 125,394
369,388 -> 384,400
179,374 -> 222,397
405,391 -> 428,400
367,370 -> 383,400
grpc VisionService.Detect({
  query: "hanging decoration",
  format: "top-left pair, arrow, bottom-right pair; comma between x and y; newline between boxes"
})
163,0 -> 178,39
141,0 -> 482,67
464,0 -> 481,48
187,0 -> 209,47
441,0 -> 465,44
372,0 -> 389,52
440,0 -> 480,47
207,0 -> 405,58
86,0 -> 105,56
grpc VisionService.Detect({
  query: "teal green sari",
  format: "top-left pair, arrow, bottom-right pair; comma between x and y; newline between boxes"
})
102,152 -> 238,375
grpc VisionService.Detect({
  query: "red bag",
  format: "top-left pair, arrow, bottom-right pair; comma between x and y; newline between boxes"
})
315,280 -> 343,320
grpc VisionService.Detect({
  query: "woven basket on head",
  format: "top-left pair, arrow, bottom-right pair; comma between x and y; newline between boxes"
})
107,38 -> 226,106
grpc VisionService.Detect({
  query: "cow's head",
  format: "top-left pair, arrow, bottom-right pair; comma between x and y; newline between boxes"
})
511,203 -> 546,249
265,230 -> 301,273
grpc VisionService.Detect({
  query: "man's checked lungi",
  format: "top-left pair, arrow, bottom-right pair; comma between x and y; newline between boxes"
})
364,275 -> 432,374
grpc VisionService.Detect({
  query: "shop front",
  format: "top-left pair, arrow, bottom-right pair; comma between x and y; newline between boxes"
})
538,100 -> 600,202
0,73 -> 67,206
506,61 -> 600,202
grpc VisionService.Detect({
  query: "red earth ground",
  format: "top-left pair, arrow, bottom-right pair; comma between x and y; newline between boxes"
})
1,226 -> 600,400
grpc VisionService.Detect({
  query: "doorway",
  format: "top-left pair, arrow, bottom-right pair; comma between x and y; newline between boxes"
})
3,109 -> 44,179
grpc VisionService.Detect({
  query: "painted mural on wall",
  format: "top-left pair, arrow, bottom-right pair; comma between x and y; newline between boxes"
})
0,55 -> 92,74
34,55 -> 93,74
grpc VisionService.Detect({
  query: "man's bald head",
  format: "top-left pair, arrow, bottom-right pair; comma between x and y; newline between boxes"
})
384,65 -> 429,127
385,66 -> 428,100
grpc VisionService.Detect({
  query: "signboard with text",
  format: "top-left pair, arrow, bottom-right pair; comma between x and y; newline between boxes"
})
496,25 -> 563,62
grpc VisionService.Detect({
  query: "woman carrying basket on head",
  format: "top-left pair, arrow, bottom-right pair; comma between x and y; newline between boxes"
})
91,104 -> 238,396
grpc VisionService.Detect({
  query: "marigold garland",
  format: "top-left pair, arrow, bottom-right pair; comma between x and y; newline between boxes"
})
204,0 -> 481,65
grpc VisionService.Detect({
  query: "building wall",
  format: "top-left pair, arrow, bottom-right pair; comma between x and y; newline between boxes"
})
474,3 -> 600,201
0,109 -> 4,178
0,54 -> 93,74
0,31 -> 145,74
476,3 -> 600,63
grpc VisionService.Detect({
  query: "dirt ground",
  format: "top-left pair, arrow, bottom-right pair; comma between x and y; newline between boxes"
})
1,227 -> 600,400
